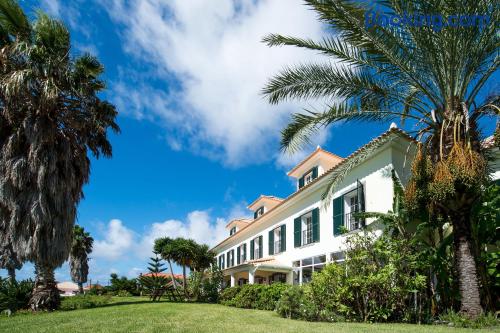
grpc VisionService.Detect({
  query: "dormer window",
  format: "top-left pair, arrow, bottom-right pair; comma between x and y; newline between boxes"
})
304,170 -> 314,185
298,166 -> 318,189
254,206 -> 264,219
229,226 -> 237,236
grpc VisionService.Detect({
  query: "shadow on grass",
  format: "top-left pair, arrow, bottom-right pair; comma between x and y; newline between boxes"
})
95,298 -> 188,309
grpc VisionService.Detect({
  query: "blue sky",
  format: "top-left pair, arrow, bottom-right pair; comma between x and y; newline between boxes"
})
2,0 -> 497,284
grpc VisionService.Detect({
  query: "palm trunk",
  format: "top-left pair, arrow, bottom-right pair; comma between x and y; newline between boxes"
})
7,266 -> 15,281
167,259 -> 178,290
182,265 -> 187,298
78,282 -> 84,295
452,212 -> 483,318
29,264 -> 60,311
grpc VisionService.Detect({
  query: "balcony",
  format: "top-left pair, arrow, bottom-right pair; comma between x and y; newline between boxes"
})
253,249 -> 260,260
274,240 -> 281,254
302,229 -> 313,245
345,211 -> 362,231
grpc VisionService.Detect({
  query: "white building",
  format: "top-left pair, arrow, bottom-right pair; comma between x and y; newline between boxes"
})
212,126 -> 500,287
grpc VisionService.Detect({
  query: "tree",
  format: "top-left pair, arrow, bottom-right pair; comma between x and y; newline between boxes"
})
0,1 -> 119,310
154,237 -> 179,291
263,0 -> 498,317
0,242 -> 21,281
171,238 -> 196,298
69,225 -> 94,294
189,243 -> 216,301
139,251 -> 170,301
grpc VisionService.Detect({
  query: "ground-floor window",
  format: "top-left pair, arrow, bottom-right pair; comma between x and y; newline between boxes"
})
292,254 -> 326,284
238,278 -> 247,286
270,273 -> 287,284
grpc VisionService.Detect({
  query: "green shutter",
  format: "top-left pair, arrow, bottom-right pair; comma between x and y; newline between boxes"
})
253,211 -> 258,219
237,247 -> 240,265
333,195 -> 344,235
294,217 -> 301,247
312,166 -> 318,179
357,180 -> 366,227
280,224 -> 286,252
227,252 -> 230,267
243,243 -> 247,262
250,239 -> 254,260
312,207 -> 320,242
259,236 -> 263,258
298,176 -> 304,189
232,250 -> 235,266
268,230 -> 274,255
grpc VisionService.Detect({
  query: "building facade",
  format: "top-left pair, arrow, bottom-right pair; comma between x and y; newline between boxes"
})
212,126 -> 499,287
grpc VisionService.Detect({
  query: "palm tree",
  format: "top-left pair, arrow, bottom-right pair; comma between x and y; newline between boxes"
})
263,0 -> 498,317
0,242 -> 21,281
154,237 -> 179,291
69,225 -> 94,294
189,243 -> 216,301
0,1 -> 119,310
171,238 -> 197,298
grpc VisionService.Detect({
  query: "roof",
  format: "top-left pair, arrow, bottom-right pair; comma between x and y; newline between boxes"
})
212,127 -> 415,251
57,281 -> 79,292
140,272 -> 183,279
225,218 -> 252,228
287,146 -> 343,177
247,195 -> 284,210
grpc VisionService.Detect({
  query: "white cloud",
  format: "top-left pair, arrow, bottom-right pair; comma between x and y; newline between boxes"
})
93,210 -> 231,263
93,219 -> 135,260
102,0 -> 329,166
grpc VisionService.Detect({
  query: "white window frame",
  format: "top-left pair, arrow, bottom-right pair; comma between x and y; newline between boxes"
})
253,237 -> 260,259
304,170 -> 314,185
302,213 -> 313,245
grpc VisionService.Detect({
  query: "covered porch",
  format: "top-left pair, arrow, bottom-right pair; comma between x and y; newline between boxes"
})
222,258 -> 292,287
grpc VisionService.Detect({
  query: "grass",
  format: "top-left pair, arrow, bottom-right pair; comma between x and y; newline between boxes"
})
1,297 -> 498,333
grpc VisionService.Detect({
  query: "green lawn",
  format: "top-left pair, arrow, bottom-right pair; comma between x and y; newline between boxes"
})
0,297 -> 497,333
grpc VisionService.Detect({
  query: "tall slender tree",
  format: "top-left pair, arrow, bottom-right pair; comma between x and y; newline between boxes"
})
154,237 -> 179,291
0,0 -> 119,310
69,225 -> 94,294
263,0 -> 498,317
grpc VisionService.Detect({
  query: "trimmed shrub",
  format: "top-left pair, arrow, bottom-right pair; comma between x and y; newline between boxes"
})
275,285 -> 305,319
255,283 -> 290,311
232,284 -> 266,309
219,286 -> 241,306
0,278 -> 33,313
60,295 -> 111,311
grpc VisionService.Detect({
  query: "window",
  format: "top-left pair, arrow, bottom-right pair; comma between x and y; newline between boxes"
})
298,166 -> 318,189
251,236 -> 262,260
270,273 -> 287,284
330,251 -> 345,263
269,224 -> 286,255
237,244 -> 246,264
294,208 -> 319,247
302,213 -> 313,245
304,171 -> 314,185
253,237 -> 260,259
294,255 -> 326,284
333,180 -> 365,235
254,206 -> 264,219
229,226 -> 237,236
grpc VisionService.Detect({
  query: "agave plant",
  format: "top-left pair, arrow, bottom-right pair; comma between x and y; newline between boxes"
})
0,1 -> 118,310
263,0 -> 498,317
69,225 -> 94,295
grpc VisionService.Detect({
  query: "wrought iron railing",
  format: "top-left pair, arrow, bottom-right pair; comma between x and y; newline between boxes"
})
302,229 -> 313,245
274,240 -> 281,254
345,212 -> 361,231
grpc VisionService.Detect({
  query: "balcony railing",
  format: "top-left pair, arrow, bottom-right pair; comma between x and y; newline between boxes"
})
302,229 -> 313,245
274,240 -> 281,254
253,249 -> 260,260
345,212 -> 362,231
